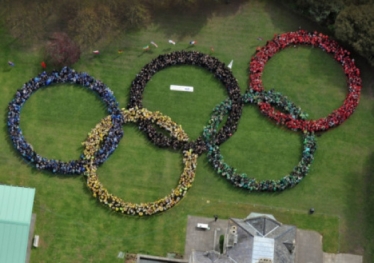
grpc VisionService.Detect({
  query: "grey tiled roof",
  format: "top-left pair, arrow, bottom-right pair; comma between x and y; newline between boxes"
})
188,213 -> 296,263
190,250 -> 237,263
226,215 -> 296,263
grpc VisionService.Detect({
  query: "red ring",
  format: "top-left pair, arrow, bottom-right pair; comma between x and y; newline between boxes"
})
249,30 -> 362,132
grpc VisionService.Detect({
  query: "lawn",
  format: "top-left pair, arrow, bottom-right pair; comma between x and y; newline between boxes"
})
0,0 -> 373,262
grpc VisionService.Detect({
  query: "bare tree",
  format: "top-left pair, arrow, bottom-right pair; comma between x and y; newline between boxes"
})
45,32 -> 81,68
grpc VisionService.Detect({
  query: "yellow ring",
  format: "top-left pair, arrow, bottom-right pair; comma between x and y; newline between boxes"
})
83,108 -> 197,216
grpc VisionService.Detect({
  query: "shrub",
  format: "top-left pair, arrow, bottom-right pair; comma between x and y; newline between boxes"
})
45,32 -> 80,68
335,4 -> 374,67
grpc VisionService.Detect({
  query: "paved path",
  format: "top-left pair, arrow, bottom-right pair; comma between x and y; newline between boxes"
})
323,253 -> 363,263
295,229 -> 323,263
184,215 -> 228,259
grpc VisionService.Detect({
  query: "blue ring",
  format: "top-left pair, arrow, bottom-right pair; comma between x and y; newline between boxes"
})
7,67 -> 123,175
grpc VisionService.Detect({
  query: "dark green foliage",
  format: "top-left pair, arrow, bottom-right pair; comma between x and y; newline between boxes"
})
294,0 -> 345,26
148,0 -> 222,10
0,0 -> 232,47
219,235 -> 224,254
335,4 -> 374,66
0,0 -> 151,47
1,0 -> 53,44
282,0 -> 374,67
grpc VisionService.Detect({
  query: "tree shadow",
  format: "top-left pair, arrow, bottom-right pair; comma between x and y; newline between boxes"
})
264,0 -> 331,35
340,145 -> 374,259
151,0 -> 249,40
2,66 -> 12,73
137,50 -> 154,57
363,152 -> 374,260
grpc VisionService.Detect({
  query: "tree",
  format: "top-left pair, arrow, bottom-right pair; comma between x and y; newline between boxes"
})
124,0 -> 151,27
283,0 -> 373,27
335,4 -> 374,66
282,0 -> 374,66
3,1 -> 45,44
67,6 -> 103,47
45,32 -> 81,68
287,0 -> 345,26
108,0 -> 150,29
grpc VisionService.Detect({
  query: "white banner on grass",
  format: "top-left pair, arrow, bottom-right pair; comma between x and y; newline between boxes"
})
170,85 -> 194,92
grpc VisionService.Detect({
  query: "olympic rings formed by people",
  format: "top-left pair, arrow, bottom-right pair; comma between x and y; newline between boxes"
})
6,30 -> 361,215
249,30 -> 362,132
242,90 -> 309,126
203,95 -> 317,192
84,108 -> 197,216
128,50 -> 243,154
7,67 -> 123,174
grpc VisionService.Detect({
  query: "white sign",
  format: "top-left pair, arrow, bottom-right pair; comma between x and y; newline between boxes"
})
170,85 -> 194,92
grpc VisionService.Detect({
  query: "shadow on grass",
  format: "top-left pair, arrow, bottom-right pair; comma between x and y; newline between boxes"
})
138,50 -> 155,58
265,0 -> 330,34
151,0 -> 249,40
354,56 -> 374,99
340,151 -> 374,260
363,152 -> 374,261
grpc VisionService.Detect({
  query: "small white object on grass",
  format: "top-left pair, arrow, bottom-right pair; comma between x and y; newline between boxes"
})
228,60 -> 233,69
170,85 -> 193,92
117,252 -> 125,259
151,41 -> 158,48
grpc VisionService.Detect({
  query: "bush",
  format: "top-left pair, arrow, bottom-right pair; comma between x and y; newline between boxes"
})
335,4 -> 374,67
45,32 -> 81,68
219,235 -> 224,254
282,0 -> 345,26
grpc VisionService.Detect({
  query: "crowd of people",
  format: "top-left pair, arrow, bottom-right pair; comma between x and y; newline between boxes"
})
82,116 -> 114,162
7,67 -> 124,174
122,107 -> 212,154
6,32 -> 362,212
83,108 -> 198,216
206,132 -> 316,192
203,98 -> 235,145
122,107 -> 189,141
127,50 -> 243,154
242,90 -> 309,120
202,95 -> 317,192
249,30 -> 362,132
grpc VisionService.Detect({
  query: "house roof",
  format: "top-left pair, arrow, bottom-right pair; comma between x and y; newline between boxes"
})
0,184 -> 35,263
137,254 -> 188,263
189,250 -> 237,263
252,236 -> 274,263
245,216 -> 281,237
228,213 -> 296,263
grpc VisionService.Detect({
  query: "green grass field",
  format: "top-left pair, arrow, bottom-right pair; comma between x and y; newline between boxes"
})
1,0 -> 374,262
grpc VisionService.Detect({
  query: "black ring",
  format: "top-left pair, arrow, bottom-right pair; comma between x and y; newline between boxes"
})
128,51 -> 243,154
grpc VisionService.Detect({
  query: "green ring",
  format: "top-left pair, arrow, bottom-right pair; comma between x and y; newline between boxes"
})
203,93 -> 317,192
